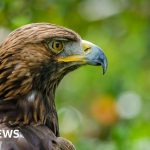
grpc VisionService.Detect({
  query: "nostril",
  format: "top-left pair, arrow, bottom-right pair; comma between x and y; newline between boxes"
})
84,47 -> 91,53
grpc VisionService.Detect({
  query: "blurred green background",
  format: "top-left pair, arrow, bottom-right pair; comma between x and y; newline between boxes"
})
0,0 -> 150,149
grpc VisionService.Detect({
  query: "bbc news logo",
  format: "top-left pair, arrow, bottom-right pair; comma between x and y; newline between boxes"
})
0,129 -> 23,138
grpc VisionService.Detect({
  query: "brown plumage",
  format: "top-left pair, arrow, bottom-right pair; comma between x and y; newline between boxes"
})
0,23 -> 107,150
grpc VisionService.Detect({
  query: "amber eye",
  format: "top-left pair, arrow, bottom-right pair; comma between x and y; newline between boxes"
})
50,40 -> 64,53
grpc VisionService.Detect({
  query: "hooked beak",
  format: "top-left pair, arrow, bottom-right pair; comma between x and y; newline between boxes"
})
57,40 -> 108,74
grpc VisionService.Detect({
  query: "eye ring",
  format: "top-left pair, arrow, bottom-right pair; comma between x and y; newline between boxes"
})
49,40 -> 64,54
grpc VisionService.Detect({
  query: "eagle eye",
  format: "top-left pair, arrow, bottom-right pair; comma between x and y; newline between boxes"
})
49,40 -> 64,54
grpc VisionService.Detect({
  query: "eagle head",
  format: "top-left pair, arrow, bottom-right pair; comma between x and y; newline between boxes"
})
0,23 -> 107,136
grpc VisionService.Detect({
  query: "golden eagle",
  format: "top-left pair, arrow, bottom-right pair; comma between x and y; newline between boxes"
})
0,23 -> 107,150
